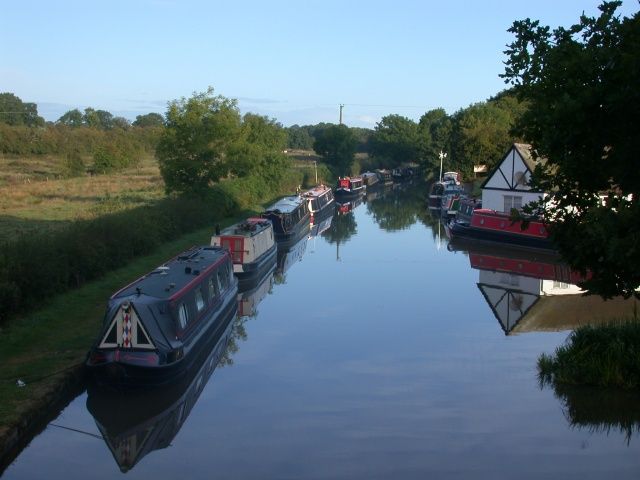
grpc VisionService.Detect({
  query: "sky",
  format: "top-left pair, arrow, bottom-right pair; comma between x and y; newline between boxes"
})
2,0 -> 638,128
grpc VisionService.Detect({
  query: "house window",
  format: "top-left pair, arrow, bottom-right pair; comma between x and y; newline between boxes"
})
503,195 -> 523,212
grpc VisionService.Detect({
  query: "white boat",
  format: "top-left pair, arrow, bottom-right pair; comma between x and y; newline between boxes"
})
302,184 -> 335,218
211,217 -> 277,290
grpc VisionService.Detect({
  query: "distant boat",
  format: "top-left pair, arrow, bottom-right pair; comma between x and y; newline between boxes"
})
335,176 -> 365,197
301,184 -> 335,219
440,182 -> 466,217
375,169 -> 393,184
361,171 -> 380,187
86,246 -> 238,385
261,195 -> 310,247
211,217 -> 277,291
428,181 -> 445,209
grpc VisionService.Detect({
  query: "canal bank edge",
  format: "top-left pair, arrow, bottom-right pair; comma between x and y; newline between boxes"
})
0,213 -> 257,470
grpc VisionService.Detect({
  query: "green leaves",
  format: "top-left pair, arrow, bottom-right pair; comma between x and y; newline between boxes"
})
503,2 -> 640,298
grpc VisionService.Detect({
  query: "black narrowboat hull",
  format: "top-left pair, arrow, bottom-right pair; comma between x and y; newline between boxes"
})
236,243 -> 277,292
449,221 -> 555,252
271,216 -> 311,249
87,284 -> 238,387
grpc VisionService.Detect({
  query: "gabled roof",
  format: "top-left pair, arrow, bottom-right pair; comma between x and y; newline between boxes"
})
480,143 -> 540,190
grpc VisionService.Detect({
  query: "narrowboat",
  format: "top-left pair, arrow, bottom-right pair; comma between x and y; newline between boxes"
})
443,171 -> 461,185
375,169 -> 393,184
302,184 -> 335,219
335,176 -> 365,197
361,171 -> 380,187
428,181 -> 445,209
86,246 -> 238,385
455,197 -> 482,224
449,208 -> 554,251
87,305 -> 235,472
211,217 -> 277,291
261,195 -> 311,247
440,183 -> 466,217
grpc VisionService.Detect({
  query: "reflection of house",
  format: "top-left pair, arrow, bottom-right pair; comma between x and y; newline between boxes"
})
481,143 -> 543,213
469,248 -> 637,335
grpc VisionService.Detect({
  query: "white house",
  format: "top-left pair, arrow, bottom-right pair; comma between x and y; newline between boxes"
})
481,143 -> 543,213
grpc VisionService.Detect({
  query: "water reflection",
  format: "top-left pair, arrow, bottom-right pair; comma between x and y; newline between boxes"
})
366,180 -> 425,231
275,229 -> 308,283
543,383 -> 640,443
451,242 -> 638,335
85,304 -> 237,473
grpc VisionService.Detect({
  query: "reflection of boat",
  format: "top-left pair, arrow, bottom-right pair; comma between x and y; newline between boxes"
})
335,176 -> 365,197
449,209 -> 553,251
457,243 -> 637,335
276,230 -> 308,276
309,211 -> 334,237
262,195 -> 310,247
237,264 -> 275,318
302,185 -> 334,219
211,218 -> 276,290
86,301 -> 236,472
336,194 -> 363,215
86,246 -> 238,385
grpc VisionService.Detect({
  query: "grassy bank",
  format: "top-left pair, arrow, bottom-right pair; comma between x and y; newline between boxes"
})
538,320 -> 640,390
0,203 -> 271,461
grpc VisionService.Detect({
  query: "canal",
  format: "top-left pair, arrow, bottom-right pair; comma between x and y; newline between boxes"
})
3,182 -> 639,479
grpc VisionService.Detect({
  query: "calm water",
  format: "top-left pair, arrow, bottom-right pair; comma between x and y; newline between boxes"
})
3,182 -> 640,479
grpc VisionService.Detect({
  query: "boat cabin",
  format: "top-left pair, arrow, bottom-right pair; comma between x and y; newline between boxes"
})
302,185 -> 334,215
86,246 -> 238,382
211,218 -> 274,272
481,143 -> 544,214
262,195 -> 310,238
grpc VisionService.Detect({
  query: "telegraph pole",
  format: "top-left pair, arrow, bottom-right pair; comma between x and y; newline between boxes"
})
339,104 -> 344,125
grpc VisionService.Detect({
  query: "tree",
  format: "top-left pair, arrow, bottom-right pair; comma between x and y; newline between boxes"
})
0,92 -> 44,127
313,124 -> 357,176
286,125 -> 314,150
418,108 -> 452,173
502,1 -> 640,298
112,116 -> 131,130
133,112 -> 164,128
57,109 -> 84,127
369,114 -> 419,168
156,88 -> 241,194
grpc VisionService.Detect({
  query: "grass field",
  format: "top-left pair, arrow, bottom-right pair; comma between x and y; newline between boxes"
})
0,154 -> 164,242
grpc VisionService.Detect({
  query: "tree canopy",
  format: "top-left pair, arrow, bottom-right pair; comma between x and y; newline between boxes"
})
313,124 -> 357,176
157,88 -> 290,195
0,93 -> 44,127
133,112 -> 164,128
502,1 -> 640,298
369,114 -> 419,168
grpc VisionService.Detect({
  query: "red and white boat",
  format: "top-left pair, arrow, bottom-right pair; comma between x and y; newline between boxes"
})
449,208 -> 553,251
335,176 -> 365,197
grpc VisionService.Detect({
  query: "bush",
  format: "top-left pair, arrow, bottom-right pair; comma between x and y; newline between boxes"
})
59,151 -> 85,178
0,170 -> 302,325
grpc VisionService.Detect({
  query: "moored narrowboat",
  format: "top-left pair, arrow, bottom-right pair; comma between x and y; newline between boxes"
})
335,176 -> 365,197
449,208 -> 553,251
375,169 -> 393,184
261,195 -> 311,247
302,184 -> 335,219
455,197 -> 481,224
440,183 -> 466,217
211,217 -> 276,290
86,246 -> 238,385
361,171 -> 380,187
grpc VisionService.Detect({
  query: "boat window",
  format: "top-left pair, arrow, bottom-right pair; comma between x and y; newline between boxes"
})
218,266 -> 229,290
208,276 -> 219,300
195,288 -> 205,312
178,303 -> 189,329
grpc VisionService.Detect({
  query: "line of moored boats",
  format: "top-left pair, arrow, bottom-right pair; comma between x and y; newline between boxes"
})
85,167 -> 415,386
